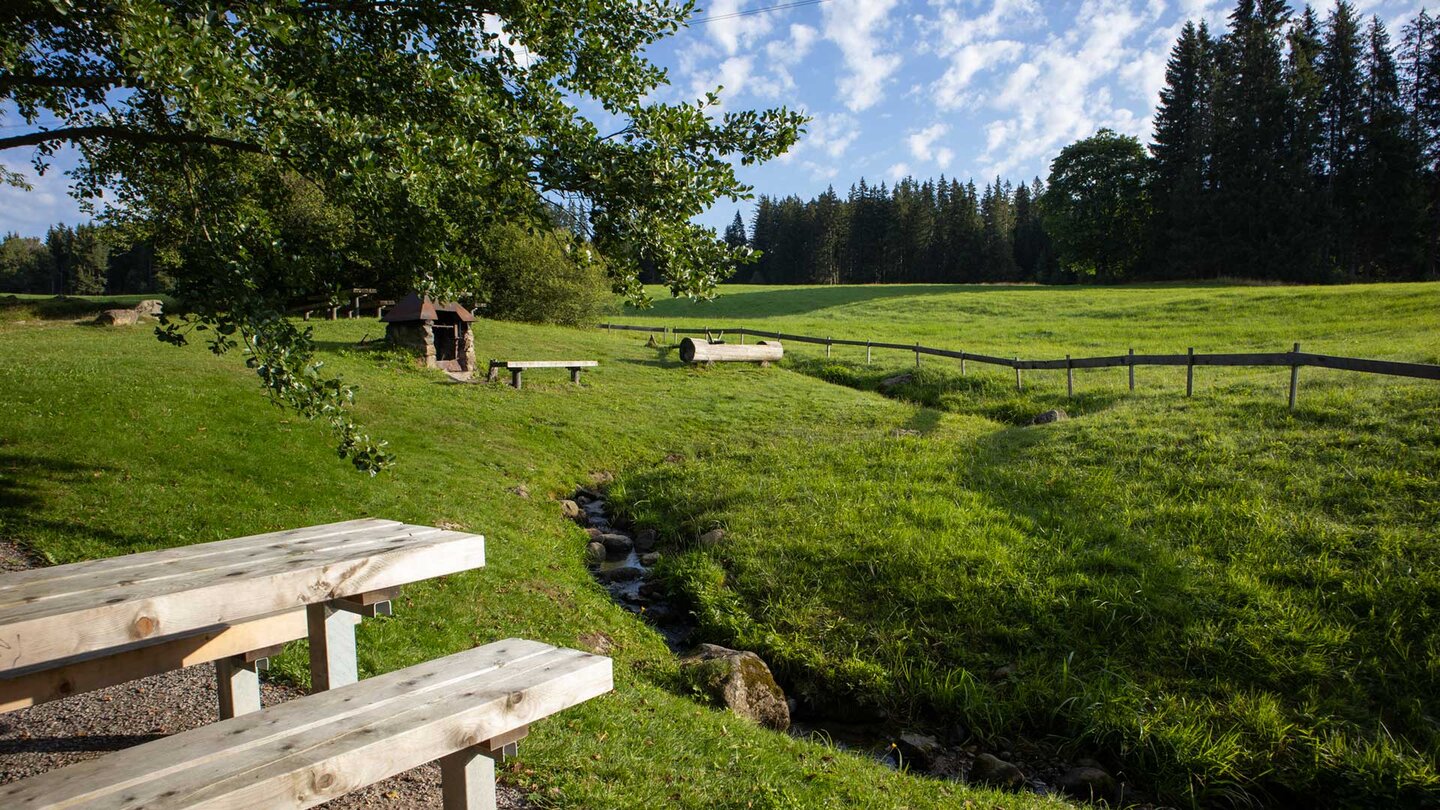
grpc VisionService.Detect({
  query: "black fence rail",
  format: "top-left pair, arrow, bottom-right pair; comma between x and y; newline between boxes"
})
600,322 -> 1440,408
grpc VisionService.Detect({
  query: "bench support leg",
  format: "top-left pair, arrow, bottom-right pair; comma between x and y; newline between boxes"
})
306,602 -> 362,692
511,369 -> 522,390
440,746 -> 499,810
215,655 -> 262,719
570,367 -> 581,384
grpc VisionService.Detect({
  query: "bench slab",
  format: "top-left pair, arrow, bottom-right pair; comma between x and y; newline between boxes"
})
3,639 -> 612,809
0,519 -> 484,674
489,360 -> 598,369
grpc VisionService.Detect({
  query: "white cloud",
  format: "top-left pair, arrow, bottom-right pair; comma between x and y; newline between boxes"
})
907,123 -> 955,168
0,154 -> 84,237
822,0 -> 903,112
933,39 -> 1025,109
886,162 -> 911,180
706,0 -> 776,56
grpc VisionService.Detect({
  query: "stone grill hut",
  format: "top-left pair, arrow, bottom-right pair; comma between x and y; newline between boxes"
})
380,293 -> 476,372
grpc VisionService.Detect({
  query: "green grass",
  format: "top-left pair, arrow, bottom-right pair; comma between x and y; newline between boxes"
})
601,283 -> 1440,807
0,298 -> 1062,809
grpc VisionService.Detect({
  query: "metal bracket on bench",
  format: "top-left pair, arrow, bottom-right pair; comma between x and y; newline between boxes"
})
481,725 -> 529,761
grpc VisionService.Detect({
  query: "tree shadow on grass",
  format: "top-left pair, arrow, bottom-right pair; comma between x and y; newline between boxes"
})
0,446 -> 161,560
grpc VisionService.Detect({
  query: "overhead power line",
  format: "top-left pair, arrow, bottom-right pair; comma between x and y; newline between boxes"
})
696,0 -> 833,25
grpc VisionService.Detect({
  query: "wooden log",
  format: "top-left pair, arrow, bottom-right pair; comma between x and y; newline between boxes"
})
679,338 -> 783,364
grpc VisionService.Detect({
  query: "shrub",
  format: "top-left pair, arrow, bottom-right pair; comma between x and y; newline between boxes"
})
478,224 -> 613,326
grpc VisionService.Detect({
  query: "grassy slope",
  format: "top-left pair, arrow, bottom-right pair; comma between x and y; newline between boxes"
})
605,283 -> 1440,807
0,306 -> 1060,810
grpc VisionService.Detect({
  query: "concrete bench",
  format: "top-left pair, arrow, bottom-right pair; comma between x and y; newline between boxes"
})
486,360 -> 598,389
0,519 -> 485,719
2,638 -> 612,809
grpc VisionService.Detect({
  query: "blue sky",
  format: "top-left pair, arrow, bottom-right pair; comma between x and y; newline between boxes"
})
1,0 -> 1423,237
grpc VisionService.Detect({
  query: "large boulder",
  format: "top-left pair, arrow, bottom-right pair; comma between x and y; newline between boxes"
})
94,309 -> 138,326
134,299 -> 164,317
679,644 -> 790,731
879,373 -> 914,390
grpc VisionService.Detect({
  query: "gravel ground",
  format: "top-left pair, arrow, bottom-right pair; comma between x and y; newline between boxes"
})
0,663 -> 532,808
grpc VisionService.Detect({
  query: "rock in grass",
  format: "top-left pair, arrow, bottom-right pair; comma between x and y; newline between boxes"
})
135,299 -> 164,317
1031,408 -> 1069,425
968,753 -> 1025,789
634,528 -> 658,552
698,528 -> 725,548
560,499 -> 582,520
679,644 -> 790,731
879,373 -> 914,389
585,542 -> 606,563
1056,766 -> 1116,801
94,309 -> 138,326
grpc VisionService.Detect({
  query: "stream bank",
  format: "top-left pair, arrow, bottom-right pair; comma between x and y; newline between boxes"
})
563,483 -> 1153,808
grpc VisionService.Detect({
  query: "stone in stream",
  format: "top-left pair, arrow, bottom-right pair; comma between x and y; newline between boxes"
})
560,499 -> 582,520
584,527 -> 604,541
600,566 -> 643,583
1031,408 -> 1069,425
639,552 -> 661,566
968,753 -> 1025,790
585,542 -> 606,564
638,580 -> 667,599
600,533 -> 633,555
634,528 -> 658,552
895,732 -> 944,772
679,644 -> 790,731
698,528 -> 725,548
1056,765 -> 1116,801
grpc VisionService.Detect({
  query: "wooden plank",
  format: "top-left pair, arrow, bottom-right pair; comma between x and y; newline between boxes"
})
0,528 -> 484,673
0,609 -> 307,713
0,523 -> 438,613
0,519 -> 399,591
1,640 -> 613,809
1298,353 -> 1440,380
493,360 -> 599,369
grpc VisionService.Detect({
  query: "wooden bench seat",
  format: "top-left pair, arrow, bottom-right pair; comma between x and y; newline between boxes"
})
3,639 -> 612,809
486,360 -> 598,388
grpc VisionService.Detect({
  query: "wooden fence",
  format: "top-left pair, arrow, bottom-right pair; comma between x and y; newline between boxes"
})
599,323 -> 1440,409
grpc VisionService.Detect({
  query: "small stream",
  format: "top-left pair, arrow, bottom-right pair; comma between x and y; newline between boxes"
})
567,485 -> 1145,807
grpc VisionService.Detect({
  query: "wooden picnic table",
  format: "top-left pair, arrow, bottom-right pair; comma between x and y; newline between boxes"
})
0,518 -> 486,717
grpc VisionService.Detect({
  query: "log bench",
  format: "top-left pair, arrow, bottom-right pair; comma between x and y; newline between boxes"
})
0,519 -> 485,719
2,638 -> 613,809
486,360 -> 598,389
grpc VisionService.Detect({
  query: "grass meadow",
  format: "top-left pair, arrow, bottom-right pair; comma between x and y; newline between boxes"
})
2,282 -> 1438,807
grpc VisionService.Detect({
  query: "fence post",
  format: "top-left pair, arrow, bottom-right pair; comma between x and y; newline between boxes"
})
739,331 -> 744,345
827,338 -> 832,359
866,341 -> 872,364
1186,347 -> 1194,397
961,354 -> 966,376
915,343 -> 921,368
1015,357 -> 1022,392
1289,342 -> 1301,410
1066,355 -> 1073,398
1128,348 -> 1135,391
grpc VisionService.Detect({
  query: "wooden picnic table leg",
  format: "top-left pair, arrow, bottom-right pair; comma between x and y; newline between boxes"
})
511,369 -> 522,390
306,602 -> 361,692
215,654 -> 262,719
440,746 -> 499,810
570,367 -> 581,384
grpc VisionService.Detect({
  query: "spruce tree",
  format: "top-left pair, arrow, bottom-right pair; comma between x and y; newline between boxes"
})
1357,16 -> 1424,277
1151,20 -> 1218,277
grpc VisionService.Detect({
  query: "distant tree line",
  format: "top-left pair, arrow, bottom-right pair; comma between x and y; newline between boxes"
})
0,225 -> 165,295
731,0 -> 1440,285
